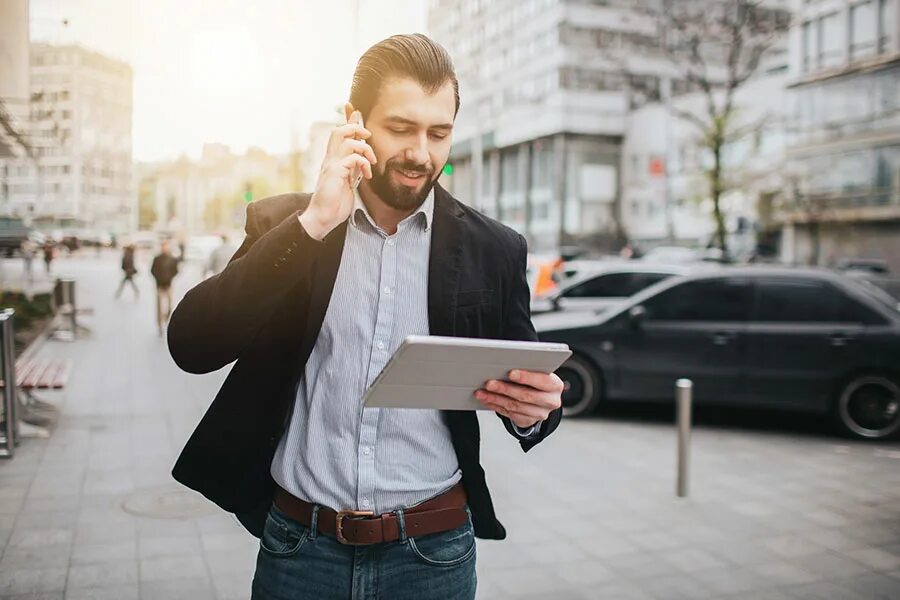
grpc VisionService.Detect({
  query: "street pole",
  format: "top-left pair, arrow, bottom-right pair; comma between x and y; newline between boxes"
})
676,378 -> 693,498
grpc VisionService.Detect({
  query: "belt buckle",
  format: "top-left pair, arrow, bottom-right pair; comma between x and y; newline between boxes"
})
335,509 -> 375,545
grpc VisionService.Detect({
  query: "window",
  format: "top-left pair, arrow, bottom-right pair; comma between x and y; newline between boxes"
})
643,279 -> 752,321
753,279 -> 885,324
880,0 -> 897,52
802,20 -> 817,71
565,272 -> 672,299
851,1 -> 878,59
818,13 -> 844,68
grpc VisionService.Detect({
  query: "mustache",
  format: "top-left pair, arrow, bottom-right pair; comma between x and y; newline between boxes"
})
387,159 -> 433,175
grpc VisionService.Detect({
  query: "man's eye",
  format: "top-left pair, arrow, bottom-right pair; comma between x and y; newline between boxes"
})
429,133 -> 447,141
389,128 -> 409,134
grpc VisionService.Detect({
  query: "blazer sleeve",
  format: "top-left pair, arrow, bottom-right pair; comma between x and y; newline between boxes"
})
167,201 -> 324,374
498,232 -> 563,452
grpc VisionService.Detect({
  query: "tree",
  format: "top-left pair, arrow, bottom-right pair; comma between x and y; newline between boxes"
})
659,0 -> 788,256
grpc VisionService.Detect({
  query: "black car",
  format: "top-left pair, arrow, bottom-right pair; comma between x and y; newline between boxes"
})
536,267 -> 900,440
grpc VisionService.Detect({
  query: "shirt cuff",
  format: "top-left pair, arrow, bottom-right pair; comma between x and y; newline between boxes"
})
511,421 -> 542,439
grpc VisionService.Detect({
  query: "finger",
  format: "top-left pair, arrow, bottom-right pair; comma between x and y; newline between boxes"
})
508,370 -> 564,393
476,393 -> 543,426
332,122 -> 372,141
337,154 -> 373,181
475,390 -> 550,421
339,139 -> 377,164
484,379 -> 556,408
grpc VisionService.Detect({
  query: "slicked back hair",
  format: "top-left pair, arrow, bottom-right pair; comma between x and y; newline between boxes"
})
350,33 -> 460,119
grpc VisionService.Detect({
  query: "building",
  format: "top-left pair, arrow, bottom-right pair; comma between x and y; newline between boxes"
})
429,0 -> 679,251
0,0 -> 31,166
780,0 -> 900,268
621,36 -> 792,258
0,42 -> 134,234
137,144 -> 301,235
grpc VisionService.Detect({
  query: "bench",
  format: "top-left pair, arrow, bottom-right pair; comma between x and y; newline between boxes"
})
0,357 -> 72,435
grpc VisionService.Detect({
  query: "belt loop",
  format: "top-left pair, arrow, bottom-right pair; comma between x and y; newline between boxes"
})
309,504 -> 319,540
396,508 -> 408,542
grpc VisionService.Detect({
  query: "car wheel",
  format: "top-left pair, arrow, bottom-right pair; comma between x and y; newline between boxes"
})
834,374 -> 900,440
557,354 -> 601,418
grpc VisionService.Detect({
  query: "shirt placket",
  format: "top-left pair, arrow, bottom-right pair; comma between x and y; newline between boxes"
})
357,227 -> 399,514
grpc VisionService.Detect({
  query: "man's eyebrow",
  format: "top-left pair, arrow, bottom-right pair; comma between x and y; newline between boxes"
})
384,115 -> 454,130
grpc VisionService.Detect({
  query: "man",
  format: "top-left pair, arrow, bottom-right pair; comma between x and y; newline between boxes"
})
204,234 -> 236,277
167,34 -> 563,600
150,240 -> 178,336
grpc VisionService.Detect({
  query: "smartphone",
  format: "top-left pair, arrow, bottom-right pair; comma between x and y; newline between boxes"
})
350,113 -> 364,190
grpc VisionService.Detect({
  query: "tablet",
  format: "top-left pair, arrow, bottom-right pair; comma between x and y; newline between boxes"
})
363,335 -> 572,411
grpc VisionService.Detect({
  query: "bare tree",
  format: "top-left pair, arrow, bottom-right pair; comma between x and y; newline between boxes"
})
659,0 -> 788,256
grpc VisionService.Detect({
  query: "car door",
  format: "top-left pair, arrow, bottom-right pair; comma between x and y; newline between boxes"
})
741,277 -> 886,411
556,271 -> 673,313
612,277 -> 752,402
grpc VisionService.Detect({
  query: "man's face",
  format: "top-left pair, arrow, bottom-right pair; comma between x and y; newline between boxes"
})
361,77 -> 455,211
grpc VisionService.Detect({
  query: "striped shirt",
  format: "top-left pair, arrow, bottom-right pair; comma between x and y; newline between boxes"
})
270,188 -> 462,514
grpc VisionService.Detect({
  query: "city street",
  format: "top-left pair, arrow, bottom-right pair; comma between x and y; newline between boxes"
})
0,251 -> 899,600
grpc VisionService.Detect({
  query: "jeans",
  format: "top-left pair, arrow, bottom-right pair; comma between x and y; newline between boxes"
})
250,502 -> 477,600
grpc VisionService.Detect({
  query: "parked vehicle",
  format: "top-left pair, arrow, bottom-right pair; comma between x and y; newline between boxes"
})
834,258 -> 890,274
536,267 -> 900,440
531,263 -> 693,315
0,217 -> 31,256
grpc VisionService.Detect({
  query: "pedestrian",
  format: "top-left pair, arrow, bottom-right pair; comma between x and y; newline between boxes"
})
115,244 -> 139,299
42,240 -> 55,273
167,34 -> 564,600
21,239 -> 35,283
203,234 -> 234,277
150,240 -> 178,336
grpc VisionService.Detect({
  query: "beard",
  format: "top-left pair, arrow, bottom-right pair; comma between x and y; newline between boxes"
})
367,157 -> 440,211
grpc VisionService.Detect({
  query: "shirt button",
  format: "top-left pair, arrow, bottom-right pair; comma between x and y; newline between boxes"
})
386,239 -> 394,246
363,447 -> 371,455
361,498 -> 370,507
376,341 -> 385,350
383,286 -> 391,295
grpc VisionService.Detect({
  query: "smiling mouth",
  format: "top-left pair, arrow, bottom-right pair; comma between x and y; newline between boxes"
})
396,168 -> 426,179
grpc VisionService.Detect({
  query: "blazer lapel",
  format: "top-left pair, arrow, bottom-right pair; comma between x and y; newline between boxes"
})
428,184 -> 465,337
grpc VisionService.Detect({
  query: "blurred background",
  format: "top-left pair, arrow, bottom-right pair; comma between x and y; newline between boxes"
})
1,1 -> 899,599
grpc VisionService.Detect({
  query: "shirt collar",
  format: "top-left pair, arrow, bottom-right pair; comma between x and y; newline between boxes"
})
351,187 -> 434,233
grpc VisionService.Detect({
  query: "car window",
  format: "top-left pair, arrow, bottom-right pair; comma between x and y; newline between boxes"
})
753,279 -> 887,324
564,272 -> 673,299
643,278 -> 751,321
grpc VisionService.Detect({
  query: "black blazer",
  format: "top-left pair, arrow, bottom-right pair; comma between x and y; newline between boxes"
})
167,184 -> 562,540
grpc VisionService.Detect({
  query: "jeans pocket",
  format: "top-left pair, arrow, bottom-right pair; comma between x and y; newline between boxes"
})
407,520 -> 476,568
259,505 -> 309,558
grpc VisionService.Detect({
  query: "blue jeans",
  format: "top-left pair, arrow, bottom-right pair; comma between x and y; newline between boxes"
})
250,502 -> 477,600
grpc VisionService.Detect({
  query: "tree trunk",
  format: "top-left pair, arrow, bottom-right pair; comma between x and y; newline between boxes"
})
711,143 -> 728,256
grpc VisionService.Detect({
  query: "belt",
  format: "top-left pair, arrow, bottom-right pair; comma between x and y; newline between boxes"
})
274,483 -> 468,546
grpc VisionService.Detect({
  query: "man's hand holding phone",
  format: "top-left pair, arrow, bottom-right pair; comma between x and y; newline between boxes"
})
299,111 -> 376,240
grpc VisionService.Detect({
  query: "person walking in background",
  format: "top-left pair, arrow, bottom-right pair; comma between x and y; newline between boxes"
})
150,240 -> 179,336
21,239 -> 35,283
115,244 -> 139,299
203,234 -> 234,277
42,240 -> 56,274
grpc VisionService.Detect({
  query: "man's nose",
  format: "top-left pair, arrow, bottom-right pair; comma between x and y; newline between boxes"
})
405,134 -> 430,166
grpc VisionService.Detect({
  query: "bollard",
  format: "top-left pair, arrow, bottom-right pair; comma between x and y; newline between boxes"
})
676,378 -> 693,498
0,310 -> 17,457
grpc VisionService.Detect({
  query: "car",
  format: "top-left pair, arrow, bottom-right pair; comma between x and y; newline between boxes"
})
834,258 -> 890,274
535,267 -> 900,440
531,263 -> 693,315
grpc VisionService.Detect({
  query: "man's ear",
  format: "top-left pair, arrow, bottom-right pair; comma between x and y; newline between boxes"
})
343,102 -> 355,123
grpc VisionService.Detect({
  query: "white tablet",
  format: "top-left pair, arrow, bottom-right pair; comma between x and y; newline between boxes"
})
363,335 -> 572,411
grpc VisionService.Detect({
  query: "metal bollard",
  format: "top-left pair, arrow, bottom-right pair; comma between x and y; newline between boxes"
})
0,310 -> 18,458
676,378 -> 693,498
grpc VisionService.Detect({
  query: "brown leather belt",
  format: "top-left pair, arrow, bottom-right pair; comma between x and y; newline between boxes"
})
274,483 -> 468,545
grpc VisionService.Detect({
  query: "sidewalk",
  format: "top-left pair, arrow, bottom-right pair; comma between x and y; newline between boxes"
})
0,252 -> 899,600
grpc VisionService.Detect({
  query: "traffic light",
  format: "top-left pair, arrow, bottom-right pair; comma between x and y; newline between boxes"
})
244,182 -> 253,203
442,163 -> 454,176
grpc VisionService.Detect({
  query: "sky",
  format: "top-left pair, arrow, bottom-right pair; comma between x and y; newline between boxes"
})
30,0 -> 429,162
